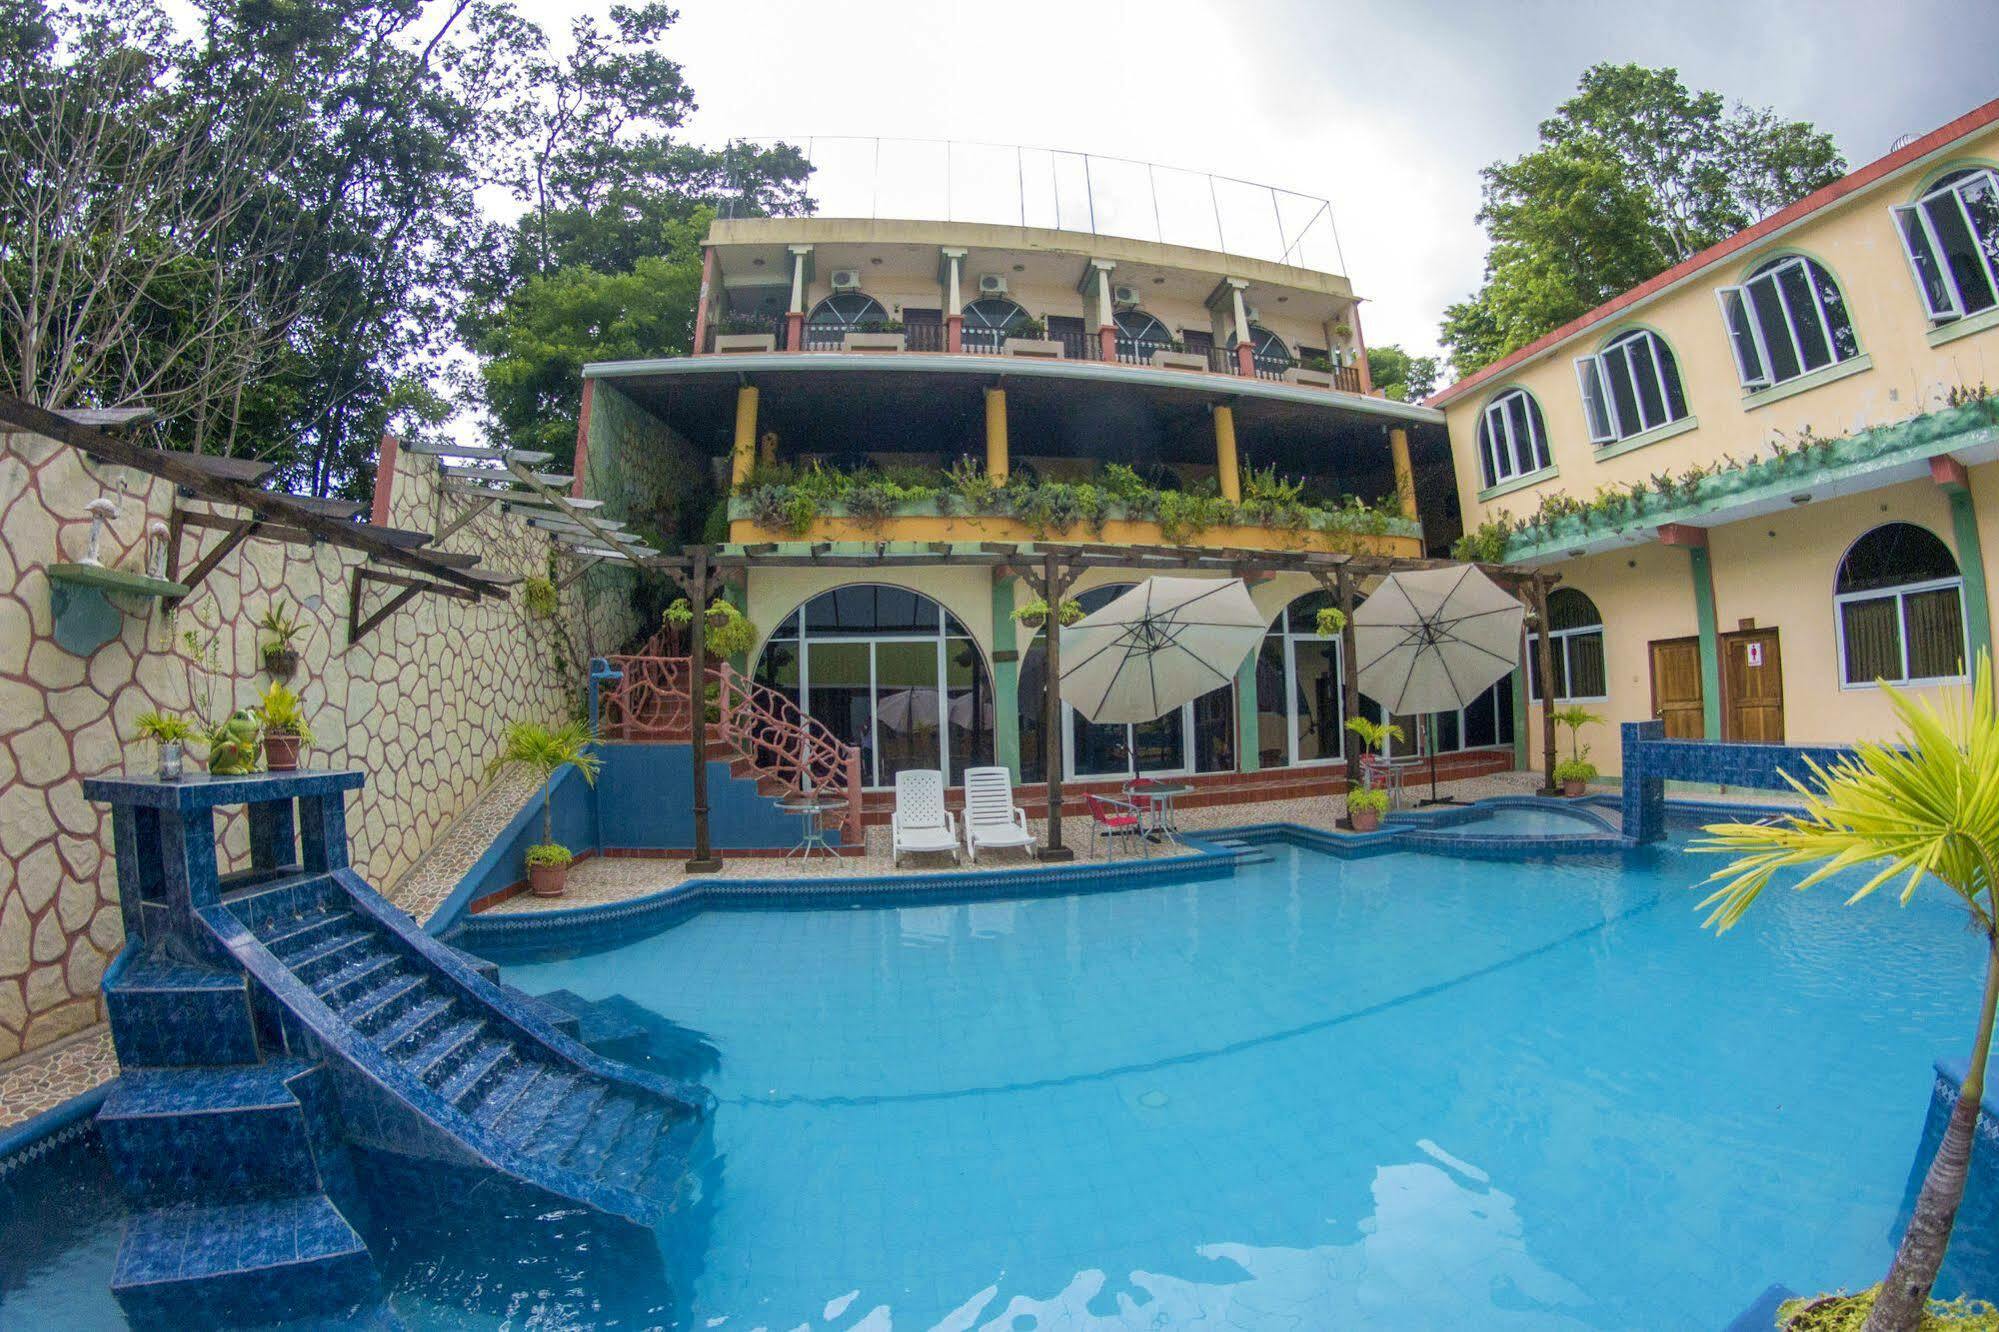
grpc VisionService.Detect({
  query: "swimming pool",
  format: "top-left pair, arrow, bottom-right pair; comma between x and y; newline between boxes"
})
2,830 -> 1987,1328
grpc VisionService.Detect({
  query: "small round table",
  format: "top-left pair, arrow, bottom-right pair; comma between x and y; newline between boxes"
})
1124,781 -> 1194,845
777,798 -> 838,859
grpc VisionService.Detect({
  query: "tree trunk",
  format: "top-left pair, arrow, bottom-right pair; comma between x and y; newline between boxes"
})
1864,930 -> 1999,1332
541,784 -> 553,849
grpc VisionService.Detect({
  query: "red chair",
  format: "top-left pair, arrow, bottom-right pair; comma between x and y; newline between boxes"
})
1086,794 -> 1148,858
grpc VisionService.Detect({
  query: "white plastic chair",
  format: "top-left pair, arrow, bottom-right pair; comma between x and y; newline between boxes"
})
961,766 -> 1036,863
891,770 -> 958,866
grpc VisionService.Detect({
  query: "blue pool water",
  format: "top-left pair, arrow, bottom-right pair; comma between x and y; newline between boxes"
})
2,832 -> 1989,1329
1417,805 -> 1612,837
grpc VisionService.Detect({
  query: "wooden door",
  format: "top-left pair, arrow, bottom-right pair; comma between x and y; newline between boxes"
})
1649,637 -> 1705,739
1722,629 -> 1784,743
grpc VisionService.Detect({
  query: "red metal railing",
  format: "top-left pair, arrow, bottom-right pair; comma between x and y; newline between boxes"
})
600,641 -> 864,842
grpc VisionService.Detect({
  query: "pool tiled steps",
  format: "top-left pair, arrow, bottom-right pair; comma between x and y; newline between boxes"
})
100,869 -> 711,1325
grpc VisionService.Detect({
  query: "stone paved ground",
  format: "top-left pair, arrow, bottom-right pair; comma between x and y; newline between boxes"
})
0,768 -> 1803,1129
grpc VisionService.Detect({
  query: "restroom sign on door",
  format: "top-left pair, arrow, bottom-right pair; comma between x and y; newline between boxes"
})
1746,642 -> 1763,667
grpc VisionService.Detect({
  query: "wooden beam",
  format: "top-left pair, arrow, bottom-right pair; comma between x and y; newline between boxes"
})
0,393 -> 495,597
169,517 -> 264,605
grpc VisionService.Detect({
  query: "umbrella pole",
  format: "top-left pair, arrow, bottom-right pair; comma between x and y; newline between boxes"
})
1418,713 -> 1461,806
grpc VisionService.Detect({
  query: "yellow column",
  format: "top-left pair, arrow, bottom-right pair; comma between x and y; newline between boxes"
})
985,386 -> 1009,484
731,384 -> 759,486
1388,426 -> 1417,519
1213,404 -> 1241,503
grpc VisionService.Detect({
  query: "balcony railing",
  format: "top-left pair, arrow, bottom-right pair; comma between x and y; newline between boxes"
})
703,316 -> 1367,392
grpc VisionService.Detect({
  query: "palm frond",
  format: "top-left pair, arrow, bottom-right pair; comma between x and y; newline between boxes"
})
1692,650 -> 1999,932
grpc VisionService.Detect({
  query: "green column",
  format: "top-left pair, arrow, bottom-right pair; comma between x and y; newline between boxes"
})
1689,545 -> 1722,740
1947,486 -> 1993,668
991,576 -> 1022,779
1234,650 -> 1259,773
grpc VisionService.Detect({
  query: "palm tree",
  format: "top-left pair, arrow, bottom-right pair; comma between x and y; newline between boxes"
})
1693,651 -> 1999,1332
491,720 -> 603,849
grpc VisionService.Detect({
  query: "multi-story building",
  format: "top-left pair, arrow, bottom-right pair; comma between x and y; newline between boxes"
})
1433,97 -> 1999,774
570,154 -> 1516,808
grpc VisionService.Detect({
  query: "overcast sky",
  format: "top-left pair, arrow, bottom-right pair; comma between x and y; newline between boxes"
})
635,0 -> 1994,365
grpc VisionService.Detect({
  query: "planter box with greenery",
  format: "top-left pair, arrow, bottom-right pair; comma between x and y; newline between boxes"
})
712,332 -> 777,354
841,331 -> 906,352
1284,365 -> 1338,389
1003,337 -> 1063,359
1150,348 -> 1207,372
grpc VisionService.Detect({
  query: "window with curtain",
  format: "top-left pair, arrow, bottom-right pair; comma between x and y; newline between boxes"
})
1835,523 -> 1968,686
1894,167 -> 1999,324
1528,588 -> 1608,702
1575,329 -> 1689,444
1475,389 -> 1552,488
1714,255 -> 1859,389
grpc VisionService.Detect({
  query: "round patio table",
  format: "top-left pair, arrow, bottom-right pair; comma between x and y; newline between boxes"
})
1123,781 -> 1194,845
776,797 -> 839,859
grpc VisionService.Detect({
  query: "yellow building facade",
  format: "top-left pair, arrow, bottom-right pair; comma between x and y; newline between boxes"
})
1433,98 -> 1999,773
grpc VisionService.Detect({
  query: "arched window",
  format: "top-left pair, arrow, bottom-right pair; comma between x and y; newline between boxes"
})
1113,308 -> 1174,361
961,297 -> 1029,352
1228,323 -> 1294,377
807,292 -> 889,330
1575,329 -> 1688,444
1528,588 -> 1607,702
1716,256 -> 1859,389
1476,389 -> 1552,488
753,585 -> 994,786
1835,524 -> 1967,686
1894,167 -> 1999,323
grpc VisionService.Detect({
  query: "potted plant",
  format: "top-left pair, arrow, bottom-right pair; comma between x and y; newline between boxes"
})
205,710 -> 262,776
1346,786 -> 1390,832
253,681 -> 314,772
133,711 -> 197,781
1554,755 -> 1598,797
1012,597 -> 1085,631
1345,715 -> 1404,756
259,599 -> 307,680
1552,705 -> 1603,796
491,720 -> 603,897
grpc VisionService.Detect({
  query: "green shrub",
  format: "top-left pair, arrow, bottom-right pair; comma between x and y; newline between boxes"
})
1347,788 -> 1390,816
522,575 -> 558,619
525,843 -> 574,869
1553,758 -> 1598,785
1777,1287 -> 1999,1330
133,711 -> 197,744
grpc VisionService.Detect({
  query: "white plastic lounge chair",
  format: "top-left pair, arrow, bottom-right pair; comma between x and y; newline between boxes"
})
961,766 -> 1037,863
891,769 -> 958,866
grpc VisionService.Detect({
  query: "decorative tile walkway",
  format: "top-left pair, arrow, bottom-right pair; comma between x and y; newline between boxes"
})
387,767 -> 542,924
0,1027 -> 115,1130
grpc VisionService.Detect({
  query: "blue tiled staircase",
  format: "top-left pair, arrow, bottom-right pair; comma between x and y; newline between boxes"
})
85,769 -> 713,1328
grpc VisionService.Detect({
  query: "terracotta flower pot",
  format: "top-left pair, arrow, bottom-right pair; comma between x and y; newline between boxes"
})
263,646 -> 299,680
263,733 -> 302,772
529,862 -> 568,897
1563,779 -> 1586,798
1349,807 -> 1381,832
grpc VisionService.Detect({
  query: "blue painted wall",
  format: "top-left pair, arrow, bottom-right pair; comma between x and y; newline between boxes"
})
429,744 -> 824,929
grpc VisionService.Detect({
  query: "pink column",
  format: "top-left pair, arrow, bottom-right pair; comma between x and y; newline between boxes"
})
691,247 -> 717,354
786,310 -> 805,351
1098,325 -> 1117,362
369,433 -> 400,526
1349,307 -> 1376,394
569,379 -> 595,498
1235,342 -> 1256,377
945,314 -> 964,353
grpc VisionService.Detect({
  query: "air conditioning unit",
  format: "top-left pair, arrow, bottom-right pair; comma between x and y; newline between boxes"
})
978,273 -> 1008,296
829,269 -> 862,291
1112,284 -> 1140,307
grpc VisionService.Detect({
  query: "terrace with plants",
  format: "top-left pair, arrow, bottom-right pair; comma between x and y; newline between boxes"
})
726,457 -> 1422,553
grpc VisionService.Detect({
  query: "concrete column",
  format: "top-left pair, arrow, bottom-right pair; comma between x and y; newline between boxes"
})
1234,649 -> 1259,773
1661,523 -> 1720,738
1531,575 -> 1559,793
1349,305 -> 1375,394
1096,264 -> 1117,361
1230,281 -> 1255,377
692,246 -> 718,354
1388,426 -> 1417,519
985,386 -> 1009,484
786,245 -> 811,351
1934,455 -> 1993,669
991,575 -> 1021,779
731,384 -> 759,487
1212,404 -> 1242,502
944,248 -> 965,353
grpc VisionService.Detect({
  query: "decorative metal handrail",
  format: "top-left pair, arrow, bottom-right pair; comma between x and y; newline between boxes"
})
599,641 -> 864,841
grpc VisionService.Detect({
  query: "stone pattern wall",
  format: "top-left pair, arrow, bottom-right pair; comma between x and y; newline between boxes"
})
0,429 -> 633,1061
578,380 -> 708,645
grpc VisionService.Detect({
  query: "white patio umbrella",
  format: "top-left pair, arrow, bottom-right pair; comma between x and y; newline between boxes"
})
876,687 -> 976,733
1060,577 -> 1268,723
1351,565 -> 1524,804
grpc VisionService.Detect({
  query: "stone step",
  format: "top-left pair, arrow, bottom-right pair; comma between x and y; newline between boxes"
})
98,1059 -> 321,1207
111,1193 -> 379,1327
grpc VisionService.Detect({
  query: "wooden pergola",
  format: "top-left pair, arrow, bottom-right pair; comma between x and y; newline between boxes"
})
639,540 -> 1563,869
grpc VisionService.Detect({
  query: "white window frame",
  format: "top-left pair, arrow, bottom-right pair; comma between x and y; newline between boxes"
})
1715,256 -> 1853,389
1527,624 -> 1609,704
1892,168 -> 1999,325
1833,575 -> 1970,690
1478,389 -> 1549,487
1574,330 -> 1685,445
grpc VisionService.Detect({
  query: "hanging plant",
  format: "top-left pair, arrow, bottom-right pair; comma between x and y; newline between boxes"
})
258,598 -> 307,679
1012,597 -> 1085,630
668,598 -> 758,657
1315,607 -> 1347,636
522,575 -> 559,620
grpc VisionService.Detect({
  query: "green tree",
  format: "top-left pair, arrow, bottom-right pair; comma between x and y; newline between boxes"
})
1365,345 -> 1439,403
1440,64 -> 1845,377
1694,655 -> 1999,1332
